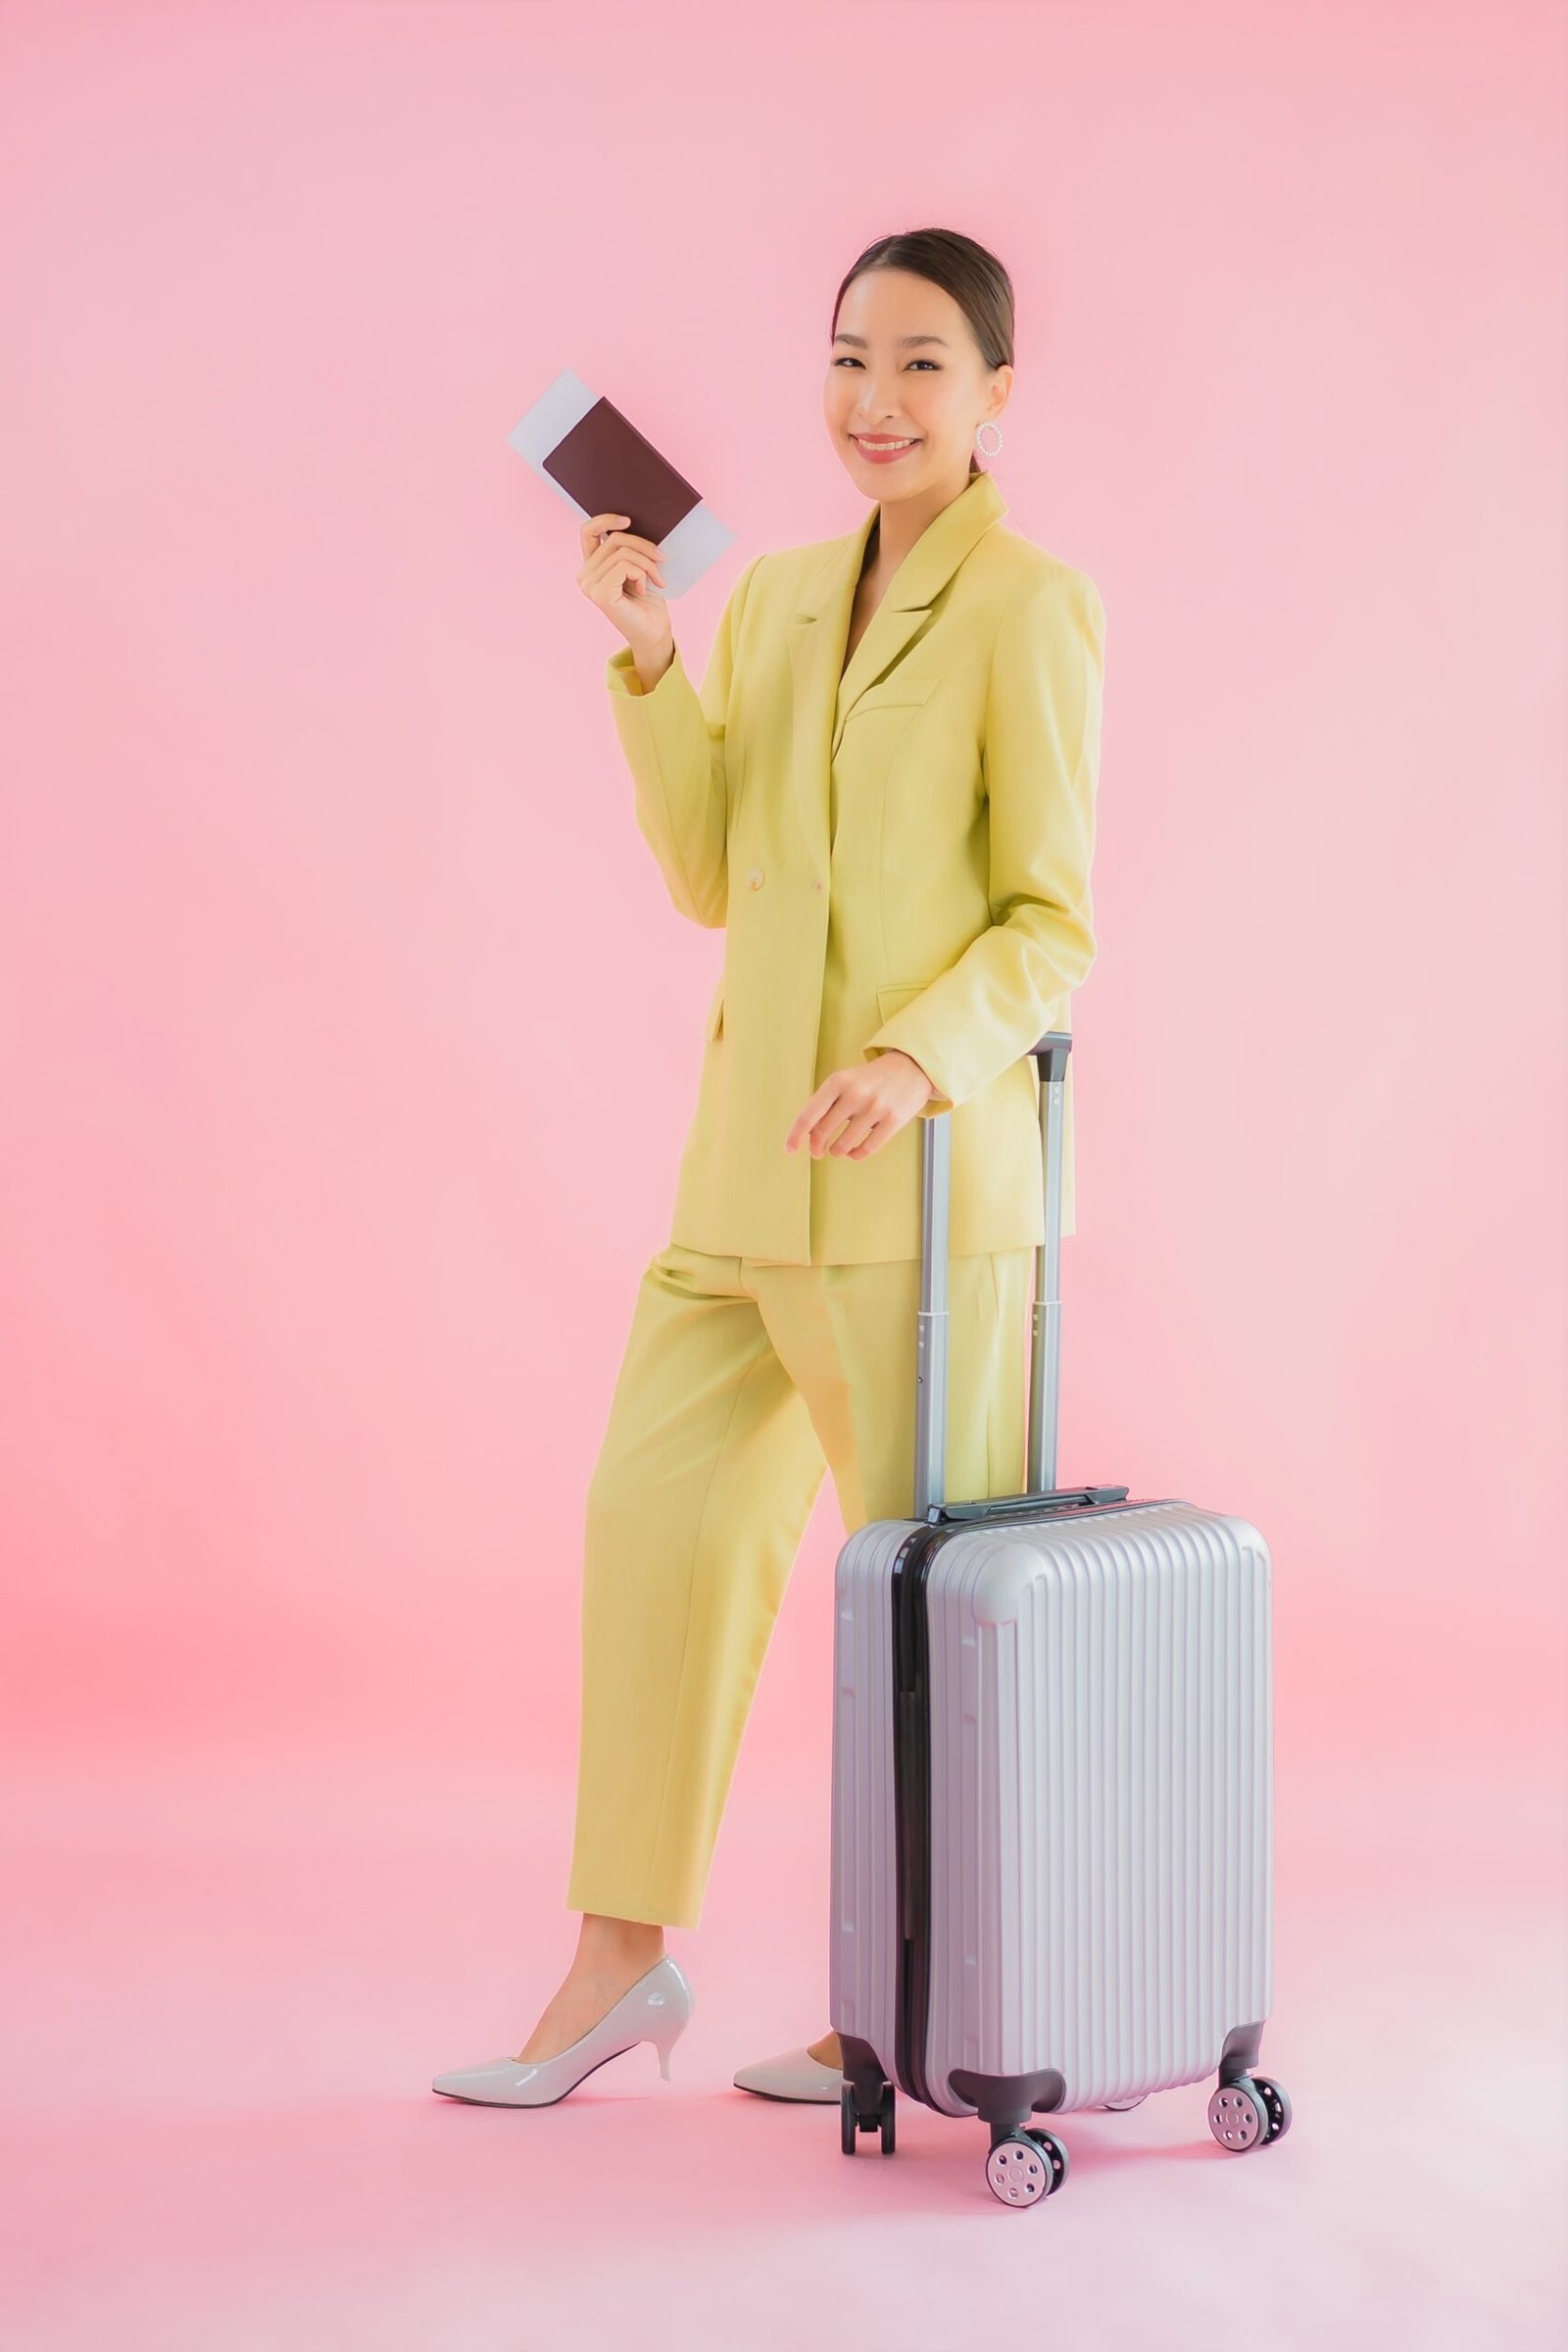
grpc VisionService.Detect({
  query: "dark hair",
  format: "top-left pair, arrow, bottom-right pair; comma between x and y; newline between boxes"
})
830,228 -> 1015,475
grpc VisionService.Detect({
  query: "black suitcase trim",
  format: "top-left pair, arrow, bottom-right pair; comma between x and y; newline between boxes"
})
889,1517 -> 953,2109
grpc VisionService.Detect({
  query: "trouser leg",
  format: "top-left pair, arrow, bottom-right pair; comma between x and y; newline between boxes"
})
564,1245 -> 827,1931
564,1240 -> 1035,1933
748,1249 -> 1035,1533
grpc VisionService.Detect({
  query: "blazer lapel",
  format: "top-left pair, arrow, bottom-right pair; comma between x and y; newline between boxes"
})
785,469 -> 1008,872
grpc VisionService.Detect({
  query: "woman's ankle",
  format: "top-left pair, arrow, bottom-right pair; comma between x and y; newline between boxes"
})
575,1912 -> 665,1969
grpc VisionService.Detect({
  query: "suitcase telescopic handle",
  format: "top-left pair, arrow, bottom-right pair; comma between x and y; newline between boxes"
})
912,1031 -> 1127,1523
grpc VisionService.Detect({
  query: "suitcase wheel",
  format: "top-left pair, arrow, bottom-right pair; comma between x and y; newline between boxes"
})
1208,2074 -> 1293,2150
841,2078 -> 896,2156
985,2128 -> 1068,2208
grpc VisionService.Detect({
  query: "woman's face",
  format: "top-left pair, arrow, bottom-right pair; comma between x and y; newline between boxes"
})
826,267 -> 1009,504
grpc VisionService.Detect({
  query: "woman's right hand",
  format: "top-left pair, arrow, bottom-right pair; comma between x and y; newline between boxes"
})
578,513 -> 675,664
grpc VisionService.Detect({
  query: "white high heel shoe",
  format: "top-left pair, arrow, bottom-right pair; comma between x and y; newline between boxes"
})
733,2043 -> 845,2102
431,1954 -> 695,2108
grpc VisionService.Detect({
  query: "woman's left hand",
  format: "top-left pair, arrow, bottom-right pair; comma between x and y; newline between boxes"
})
786,1052 -> 937,1160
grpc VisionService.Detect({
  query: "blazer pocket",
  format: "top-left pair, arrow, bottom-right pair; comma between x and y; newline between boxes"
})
876,981 -> 932,1022
847,674 -> 940,717
705,981 -> 726,1043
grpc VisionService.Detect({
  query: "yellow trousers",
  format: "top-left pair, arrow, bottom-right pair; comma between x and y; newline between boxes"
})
565,1240 -> 1034,1930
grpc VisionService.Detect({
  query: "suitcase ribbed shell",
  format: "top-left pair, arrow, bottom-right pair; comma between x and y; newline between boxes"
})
830,1498 -> 1274,2119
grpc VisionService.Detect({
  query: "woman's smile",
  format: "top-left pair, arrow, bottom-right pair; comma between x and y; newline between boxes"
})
851,434 -> 922,464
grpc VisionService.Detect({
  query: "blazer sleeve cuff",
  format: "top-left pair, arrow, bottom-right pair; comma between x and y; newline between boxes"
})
862,1031 -> 957,1117
607,641 -> 680,698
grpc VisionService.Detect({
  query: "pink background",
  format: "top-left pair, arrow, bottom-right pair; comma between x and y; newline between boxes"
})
1,3 -> 1562,2344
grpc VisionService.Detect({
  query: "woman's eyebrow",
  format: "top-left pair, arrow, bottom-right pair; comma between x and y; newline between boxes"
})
832,332 -> 951,349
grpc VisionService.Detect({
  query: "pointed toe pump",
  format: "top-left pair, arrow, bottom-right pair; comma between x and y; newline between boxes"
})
732,2043 -> 845,2103
432,1954 -> 695,2108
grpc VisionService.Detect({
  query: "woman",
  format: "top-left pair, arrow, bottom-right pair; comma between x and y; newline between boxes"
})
433,226 -> 1105,2108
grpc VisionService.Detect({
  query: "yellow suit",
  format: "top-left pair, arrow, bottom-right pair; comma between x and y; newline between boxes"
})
605,466 -> 1104,1264
565,474 -> 1105,1930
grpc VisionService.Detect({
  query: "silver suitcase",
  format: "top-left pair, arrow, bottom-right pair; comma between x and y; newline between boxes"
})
829,1032 -> 1291,2207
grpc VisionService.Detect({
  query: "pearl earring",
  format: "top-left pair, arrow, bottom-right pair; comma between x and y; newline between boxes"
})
974,420 -> 1004,458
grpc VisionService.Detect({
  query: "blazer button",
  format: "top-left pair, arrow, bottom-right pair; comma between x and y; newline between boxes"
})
748,866 -> 764,889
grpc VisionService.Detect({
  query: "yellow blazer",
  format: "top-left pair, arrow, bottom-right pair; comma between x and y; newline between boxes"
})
604,466 -> 1104,1266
